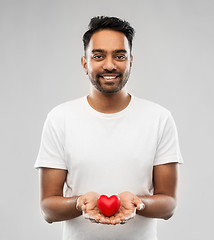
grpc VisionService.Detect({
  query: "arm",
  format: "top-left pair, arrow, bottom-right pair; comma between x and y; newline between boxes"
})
40,167 -> 110,224
136,162 -> 178,220
111,162 -> 179,224
40,167 -> 81,223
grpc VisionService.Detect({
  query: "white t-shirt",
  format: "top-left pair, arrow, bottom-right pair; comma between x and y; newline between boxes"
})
34,95 -> 183,240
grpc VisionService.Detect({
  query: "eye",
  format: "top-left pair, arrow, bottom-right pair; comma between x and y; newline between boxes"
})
116,55 -> 126,61
92,55 -> 104,61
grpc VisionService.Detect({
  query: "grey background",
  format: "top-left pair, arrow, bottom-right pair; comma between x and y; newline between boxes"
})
1,0 -> 213,239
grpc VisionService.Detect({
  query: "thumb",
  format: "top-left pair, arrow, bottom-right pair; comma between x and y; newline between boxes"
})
81,204 -> 86,211
76,196 -> 86,211
133,196 -> 145,211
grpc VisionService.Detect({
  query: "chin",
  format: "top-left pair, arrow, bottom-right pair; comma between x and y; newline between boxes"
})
90,77 -> 128,94
98,85 -> 124,94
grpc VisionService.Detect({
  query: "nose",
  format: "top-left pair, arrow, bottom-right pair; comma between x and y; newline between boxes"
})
102,56 -> 116,71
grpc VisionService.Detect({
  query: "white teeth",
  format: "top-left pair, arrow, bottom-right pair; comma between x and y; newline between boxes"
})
103,76 -> 117,79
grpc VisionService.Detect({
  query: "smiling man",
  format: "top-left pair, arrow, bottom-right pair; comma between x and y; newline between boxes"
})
35,16 -> 183,240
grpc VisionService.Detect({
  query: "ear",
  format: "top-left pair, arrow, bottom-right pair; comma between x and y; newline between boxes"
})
81,56 -> 88,75
130,55 -> 133,68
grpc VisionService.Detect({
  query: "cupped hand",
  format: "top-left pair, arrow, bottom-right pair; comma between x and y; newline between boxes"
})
77,192 -> 111,224
110,192 -> 144,225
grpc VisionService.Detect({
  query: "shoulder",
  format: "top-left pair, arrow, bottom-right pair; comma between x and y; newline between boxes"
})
132,95 -> 171,119
46,96 -> 86,122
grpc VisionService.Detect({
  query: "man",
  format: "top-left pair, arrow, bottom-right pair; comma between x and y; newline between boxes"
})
35,16 -> 183,240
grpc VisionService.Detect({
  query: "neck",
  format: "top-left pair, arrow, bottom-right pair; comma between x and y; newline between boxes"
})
87,88 -> 131,114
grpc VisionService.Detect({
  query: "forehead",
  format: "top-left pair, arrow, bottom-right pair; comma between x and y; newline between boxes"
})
87,29 -> 130,53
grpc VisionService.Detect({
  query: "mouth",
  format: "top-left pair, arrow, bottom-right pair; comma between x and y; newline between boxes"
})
99,74 -> 121,81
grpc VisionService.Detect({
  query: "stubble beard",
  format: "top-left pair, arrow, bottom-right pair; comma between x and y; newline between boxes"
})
89,72 -> 130,94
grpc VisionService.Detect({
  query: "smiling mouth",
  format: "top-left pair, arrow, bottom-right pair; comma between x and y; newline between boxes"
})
99,75 -> 121,80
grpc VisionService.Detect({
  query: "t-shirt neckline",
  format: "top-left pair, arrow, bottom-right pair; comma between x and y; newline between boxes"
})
84,93 -> 135,119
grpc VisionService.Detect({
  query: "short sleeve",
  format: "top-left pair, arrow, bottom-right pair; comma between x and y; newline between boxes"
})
34,112 -> 67,170
154,111 -> 183,166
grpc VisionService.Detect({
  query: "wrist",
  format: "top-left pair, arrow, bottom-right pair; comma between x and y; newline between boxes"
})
76,196 -> 82,212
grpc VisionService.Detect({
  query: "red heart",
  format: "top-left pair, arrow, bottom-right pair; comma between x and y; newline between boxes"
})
97,195 -> 121,217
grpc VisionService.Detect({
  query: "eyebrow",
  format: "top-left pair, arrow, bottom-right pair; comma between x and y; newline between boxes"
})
92,49 -> 103,53
91,49 -> 127,54
114,49 -> 127,54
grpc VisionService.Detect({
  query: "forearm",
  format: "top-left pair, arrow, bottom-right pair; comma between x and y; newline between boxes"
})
41,196 -> 82,223
137,194 -> 176,220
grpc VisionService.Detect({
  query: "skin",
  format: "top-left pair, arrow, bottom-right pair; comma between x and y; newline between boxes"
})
40,29 -> 179,225
81,29 -> 133,113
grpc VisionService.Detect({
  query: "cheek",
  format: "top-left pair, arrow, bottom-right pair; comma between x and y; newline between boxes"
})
121,63 -> 131,74
88,62 -> 101,74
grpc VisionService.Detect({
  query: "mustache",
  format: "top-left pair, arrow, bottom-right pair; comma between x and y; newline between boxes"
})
97,70 -> 122,77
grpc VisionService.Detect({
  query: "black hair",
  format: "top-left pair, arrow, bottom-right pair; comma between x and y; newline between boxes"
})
83,16 -> 135,54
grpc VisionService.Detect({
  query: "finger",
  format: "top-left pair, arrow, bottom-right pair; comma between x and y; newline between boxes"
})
133,196 -> 145,211
81,205 -> 86,212
119,215 -> 126,221
99,216 -> 108,224
90,219 -> 96,223
90,219 -> 100,224
116,212 -> 127,221
114,216 -> 120,225
77,196 -> 89,212
89,213 -> 102,222
76,197 -> 82,210
104,217 -> 111,225
114,212 -> 123,220
137,203 -> 145,211
109,216 -> 114,225
109,216 -> 116,225
120,220 -> 128,224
